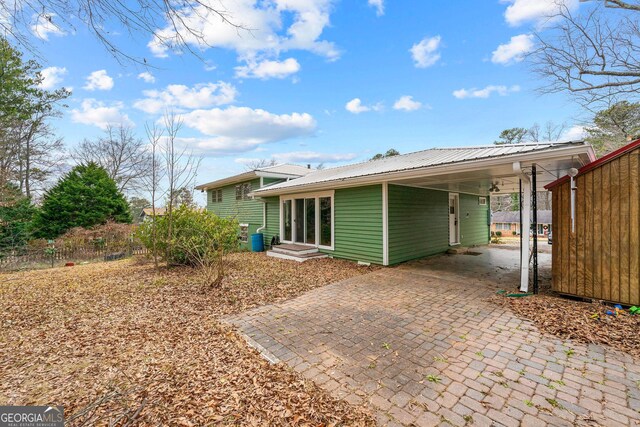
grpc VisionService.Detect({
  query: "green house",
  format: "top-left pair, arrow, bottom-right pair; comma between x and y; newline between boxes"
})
195,164 -> 314,249
196,142 -> 594,272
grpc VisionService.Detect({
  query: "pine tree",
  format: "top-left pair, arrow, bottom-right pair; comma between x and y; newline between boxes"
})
0,183 -> 36,253
32,163 -> 131,238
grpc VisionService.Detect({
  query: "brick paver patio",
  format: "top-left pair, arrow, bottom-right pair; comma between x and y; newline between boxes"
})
224,248 -> 640,426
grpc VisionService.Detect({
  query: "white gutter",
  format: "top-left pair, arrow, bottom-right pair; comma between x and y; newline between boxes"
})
253,145 -> 593,197
513,161 -> 531,293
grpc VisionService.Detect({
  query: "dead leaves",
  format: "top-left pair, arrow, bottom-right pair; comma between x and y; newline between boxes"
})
492,294 -> 640,358
0,254 -> 376,426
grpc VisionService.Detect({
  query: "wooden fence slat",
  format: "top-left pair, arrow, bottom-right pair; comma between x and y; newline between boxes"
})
630,151 -> 640,306
620,154 -> 631,304
610,158 -> 621,303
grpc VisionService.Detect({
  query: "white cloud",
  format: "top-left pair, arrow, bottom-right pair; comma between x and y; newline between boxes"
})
148,0 -> 339,62
561,125 -> 587,141
71,99 -> 133,129
237,151 -> 357,164
410,36 -> 441,68
176,106 -> 316,154
368,0 -> 384,16
134,81 -> 237,114
39,66 -> 67,89
235,58 -> 300,79
83,70 -> 114,91
492,34 -> 535,64
31,14 -> 65,40
453,85 -> 521,99
345,98 -> 383,114
393,95 -> 422,111
273,151 -> 357,163
503,0 -> 578,27
137,71 -> 156,83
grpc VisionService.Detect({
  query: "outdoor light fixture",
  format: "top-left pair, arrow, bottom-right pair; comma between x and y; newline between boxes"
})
568,167 -> 579,233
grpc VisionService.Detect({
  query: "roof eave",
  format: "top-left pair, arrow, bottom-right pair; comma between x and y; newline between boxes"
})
254,144 -> 594,197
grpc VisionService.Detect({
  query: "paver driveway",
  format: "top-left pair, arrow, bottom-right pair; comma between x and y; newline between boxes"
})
225,248 -> 640,427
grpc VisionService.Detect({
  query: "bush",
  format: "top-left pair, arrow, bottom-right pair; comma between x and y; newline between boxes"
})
496,231 -> 502,237
137,206 -> 239,286
512,231 -> 517,236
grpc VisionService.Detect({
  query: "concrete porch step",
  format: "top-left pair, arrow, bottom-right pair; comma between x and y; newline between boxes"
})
270,244 -> 319,256
267,248 -> 328,262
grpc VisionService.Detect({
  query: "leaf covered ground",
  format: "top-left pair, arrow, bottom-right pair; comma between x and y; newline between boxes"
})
492,293 -> 640,358
0,253 -> 377,426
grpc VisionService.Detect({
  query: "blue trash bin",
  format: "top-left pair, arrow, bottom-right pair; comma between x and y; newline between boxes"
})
251,233 -> 264,252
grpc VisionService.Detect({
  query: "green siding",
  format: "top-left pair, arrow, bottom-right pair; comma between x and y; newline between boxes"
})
459,193 -> 490,246
322,185 -> 383,264
206,178 -> 263,249
388,185 -> 490,264
388,185 -> 450,264
263,196 -> 280,248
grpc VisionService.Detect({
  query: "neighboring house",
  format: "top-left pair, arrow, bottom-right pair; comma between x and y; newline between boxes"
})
546,139 -> 639,306
491,210 -> 552,236
194,164 -> 314,249
197,142 -> 594,269
139,207 -> 166,221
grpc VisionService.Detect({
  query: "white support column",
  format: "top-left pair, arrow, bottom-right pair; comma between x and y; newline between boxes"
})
382,182 -> 389,266
520,178 -> 532,292
513,161 -> 531,292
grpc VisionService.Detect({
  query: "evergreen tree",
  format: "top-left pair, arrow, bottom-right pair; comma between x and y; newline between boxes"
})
0,183 -> 36,253
32,163 -> 131,238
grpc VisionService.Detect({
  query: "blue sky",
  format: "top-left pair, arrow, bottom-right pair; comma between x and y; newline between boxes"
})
30,0 -> 587,194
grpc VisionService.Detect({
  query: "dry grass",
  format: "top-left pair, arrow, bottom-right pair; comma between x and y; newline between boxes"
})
0,253 -> 377,426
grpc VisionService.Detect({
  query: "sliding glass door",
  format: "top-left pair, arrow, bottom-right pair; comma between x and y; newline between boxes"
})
281,192 -> 333,249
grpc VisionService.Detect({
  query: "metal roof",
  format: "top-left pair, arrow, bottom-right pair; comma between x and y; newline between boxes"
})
254,142 -> 592,195
195,163 -> 313,190
492,210 -> 552,224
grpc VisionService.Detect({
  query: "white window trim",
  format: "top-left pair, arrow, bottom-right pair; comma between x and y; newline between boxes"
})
239,223 -> 249,243
279,190 -> 335,251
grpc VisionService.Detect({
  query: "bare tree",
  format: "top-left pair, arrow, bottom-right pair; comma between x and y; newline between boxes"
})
1,0 -> 244,64
161,112 -> 201,267
531,1 -> 640,108
527,121 -> 567,142
141,122 -> 165,269
73,124 -> 152,195
243,158 -> 277,171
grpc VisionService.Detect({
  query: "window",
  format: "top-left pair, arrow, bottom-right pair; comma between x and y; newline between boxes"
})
210,189 -> 222,203
239,224 -> 249,243
495,223 -> 511,231
235,183 -> 252,200
320,197 -> 332,247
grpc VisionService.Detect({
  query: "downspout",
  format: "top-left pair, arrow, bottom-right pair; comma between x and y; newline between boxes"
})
256,200 -> 267,233
513,161 -> 531,293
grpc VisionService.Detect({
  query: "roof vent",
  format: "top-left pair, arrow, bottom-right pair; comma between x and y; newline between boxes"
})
307,164 -> 311,169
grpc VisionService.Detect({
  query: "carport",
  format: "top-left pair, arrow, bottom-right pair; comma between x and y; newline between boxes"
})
384,141 -> 595,292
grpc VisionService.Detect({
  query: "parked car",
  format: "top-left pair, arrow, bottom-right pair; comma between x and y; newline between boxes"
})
548,231 -> 553,245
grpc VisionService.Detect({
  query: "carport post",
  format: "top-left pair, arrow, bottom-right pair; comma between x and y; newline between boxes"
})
514,162 -> 531,293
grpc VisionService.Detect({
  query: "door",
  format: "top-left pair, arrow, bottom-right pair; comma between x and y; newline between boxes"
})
449,193 -> 460,245
294,199 -> 305,243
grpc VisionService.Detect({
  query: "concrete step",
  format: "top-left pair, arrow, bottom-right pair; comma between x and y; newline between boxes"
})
270,244 -> 319,256
266,250 -> 328,263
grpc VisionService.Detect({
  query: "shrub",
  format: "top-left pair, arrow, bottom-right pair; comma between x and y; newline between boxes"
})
512,231 -> 517,236
496,231 -> 502,237
137,206 -> 239,286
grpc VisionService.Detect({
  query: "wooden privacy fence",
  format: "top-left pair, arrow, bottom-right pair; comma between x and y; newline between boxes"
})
549,143 -> 639,306
0,245 -> 148,271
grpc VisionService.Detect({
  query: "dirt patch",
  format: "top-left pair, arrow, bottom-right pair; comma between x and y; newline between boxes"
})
0,253 -> 377,426
492,293 -> 640,358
